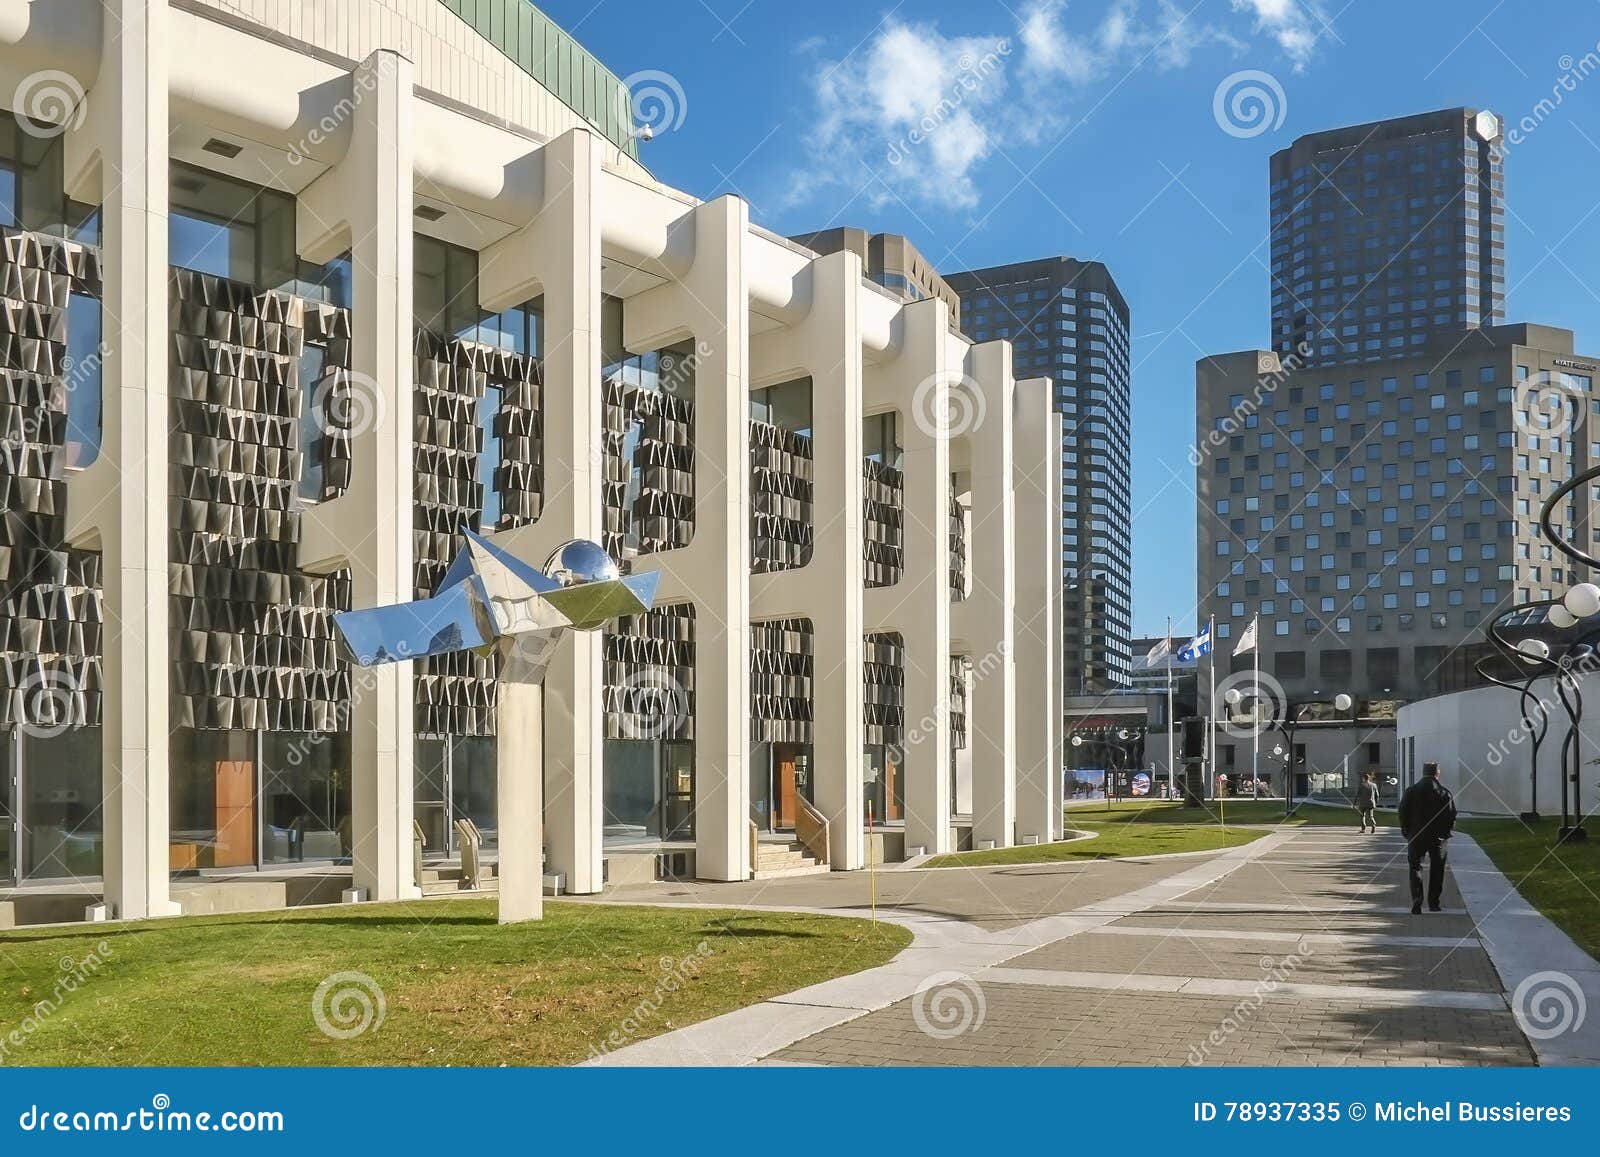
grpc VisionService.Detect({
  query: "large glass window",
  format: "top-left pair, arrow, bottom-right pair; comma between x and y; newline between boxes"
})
752,379 -> 812,436
450,736 -> 496,849
20,727 -> 102,879
169,163 -> 296,289
260,731 -> 350,865
0,731 -> 13,885
169,729 -> 256,870
863,744 -> 903,824
863,412 -> 902,467
603,739 -> 694,845
63,291 -> 102,469
296,342 -> 332,501
477,384 -> 503,529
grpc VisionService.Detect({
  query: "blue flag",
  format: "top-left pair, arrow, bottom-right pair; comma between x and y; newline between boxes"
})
1176,625 -> 1212,663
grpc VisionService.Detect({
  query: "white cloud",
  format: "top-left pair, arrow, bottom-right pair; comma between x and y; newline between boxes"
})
781,0 -> 1327,215
1231,0 -> 1327,70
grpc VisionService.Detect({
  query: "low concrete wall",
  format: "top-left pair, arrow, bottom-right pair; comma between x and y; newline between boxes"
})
1396,675 -> 1600,816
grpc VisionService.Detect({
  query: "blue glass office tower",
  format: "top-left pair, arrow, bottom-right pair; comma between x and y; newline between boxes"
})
1270,107 -> 1505,367
946,258 -> 1133,694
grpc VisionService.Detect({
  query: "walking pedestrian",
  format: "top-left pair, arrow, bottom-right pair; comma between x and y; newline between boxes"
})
1397,761 -> 1457,914
1355,771 -> 1379,833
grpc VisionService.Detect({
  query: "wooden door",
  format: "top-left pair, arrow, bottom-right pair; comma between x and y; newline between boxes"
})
213,760 -> 255,868
774,744 -> 799,830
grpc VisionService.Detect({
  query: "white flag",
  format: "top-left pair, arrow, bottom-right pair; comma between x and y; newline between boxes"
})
1144,636 -> 1172,664
1233,616 -> 1258,657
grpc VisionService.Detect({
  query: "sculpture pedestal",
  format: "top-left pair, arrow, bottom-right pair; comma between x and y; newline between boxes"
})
497,680 -> 544,923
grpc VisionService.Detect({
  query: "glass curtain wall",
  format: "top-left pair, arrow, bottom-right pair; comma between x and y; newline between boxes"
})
603,739 -> 695,845
20,728 -> 104,879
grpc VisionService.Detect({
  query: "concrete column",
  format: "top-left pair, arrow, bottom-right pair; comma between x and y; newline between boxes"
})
62,0 -> 177,920
750,249 -> 866,870
479,128 -> 606,896
1013,377 -> 1063,844
625,196 -> 751,882
960,341 -> 1017,849
495,680 -> 543,921
297,50 -> 418,902
864,298 -> 953,856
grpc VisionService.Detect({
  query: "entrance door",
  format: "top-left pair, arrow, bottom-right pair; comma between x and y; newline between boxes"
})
772,744 -> 800,830
659,741 -> 694,841
415,738 -> 451,856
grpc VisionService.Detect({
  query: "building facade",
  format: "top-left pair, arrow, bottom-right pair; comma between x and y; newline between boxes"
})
945,258 -> 1133,694
787,228 -> 962,328
1270,107 -> 1506,368
1196,324 -> 1597,784
0,0 -> 1065,921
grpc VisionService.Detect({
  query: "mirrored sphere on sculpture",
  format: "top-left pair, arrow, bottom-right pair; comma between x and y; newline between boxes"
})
543,538 -> 621,588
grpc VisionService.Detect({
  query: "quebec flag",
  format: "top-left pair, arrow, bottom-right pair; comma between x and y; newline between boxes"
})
1176,625 -> 1212,663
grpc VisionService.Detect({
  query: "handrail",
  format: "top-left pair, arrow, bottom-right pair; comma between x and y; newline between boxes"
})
794,796 -> 831,868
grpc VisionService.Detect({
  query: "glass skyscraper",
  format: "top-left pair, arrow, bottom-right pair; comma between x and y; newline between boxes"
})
946,258 -> 1133,693
1270,107 -> 1505,367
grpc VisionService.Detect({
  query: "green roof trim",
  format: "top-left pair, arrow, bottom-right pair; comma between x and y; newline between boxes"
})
437,0 -> 638,160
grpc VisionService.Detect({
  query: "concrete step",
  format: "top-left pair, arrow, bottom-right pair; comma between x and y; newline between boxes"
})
752,862 -> 830,880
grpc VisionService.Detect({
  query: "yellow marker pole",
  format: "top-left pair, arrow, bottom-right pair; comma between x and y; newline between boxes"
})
867,801 -> 877,924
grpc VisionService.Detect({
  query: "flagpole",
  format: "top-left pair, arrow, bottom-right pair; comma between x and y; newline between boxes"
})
1208,613 -> 1217,804
1251,614 -> 1260,794
1166,615 -> 1175,800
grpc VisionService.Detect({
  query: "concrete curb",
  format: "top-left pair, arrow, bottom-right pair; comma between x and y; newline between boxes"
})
1452,834 -> 1600,1066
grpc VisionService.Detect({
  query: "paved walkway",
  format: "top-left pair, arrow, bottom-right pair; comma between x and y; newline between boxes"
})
584,827 -> 1600,1067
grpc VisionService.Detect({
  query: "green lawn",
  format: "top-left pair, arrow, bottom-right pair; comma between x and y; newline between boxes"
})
1462,817 -> 1600,960
0,897 -> 909,1067
1067,799 -> 1370,827
923,820 -> 1264,867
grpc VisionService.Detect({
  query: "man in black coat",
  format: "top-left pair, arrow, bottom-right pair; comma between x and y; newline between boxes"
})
1398,761 -> 1457,914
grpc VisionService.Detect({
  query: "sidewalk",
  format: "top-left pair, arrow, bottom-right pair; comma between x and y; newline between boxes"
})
585,826 -> 1600,1066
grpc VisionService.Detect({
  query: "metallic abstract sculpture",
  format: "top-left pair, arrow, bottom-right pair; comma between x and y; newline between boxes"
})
331,530 -> 660,921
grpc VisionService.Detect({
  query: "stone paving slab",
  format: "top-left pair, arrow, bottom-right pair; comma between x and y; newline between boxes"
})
1111,909 -> 1481,938
995,931 -> 1504,992
767,984 -> 1534,1067
591,858 -> 1179,931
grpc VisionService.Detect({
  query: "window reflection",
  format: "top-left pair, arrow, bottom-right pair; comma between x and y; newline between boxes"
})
63,292 -> 101,470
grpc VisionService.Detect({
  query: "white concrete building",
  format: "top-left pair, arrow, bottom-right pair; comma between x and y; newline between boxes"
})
0,0 -> 1064,923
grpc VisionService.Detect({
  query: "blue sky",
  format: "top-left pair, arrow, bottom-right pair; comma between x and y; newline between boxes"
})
542,0 -> 1600,637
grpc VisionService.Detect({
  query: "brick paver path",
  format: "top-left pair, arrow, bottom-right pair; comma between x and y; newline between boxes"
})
769,828 -> 1538,1066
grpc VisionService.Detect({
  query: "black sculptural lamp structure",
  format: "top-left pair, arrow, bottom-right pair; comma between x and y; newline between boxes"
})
1479,599 -> 1562,824
332,531 -> 659,921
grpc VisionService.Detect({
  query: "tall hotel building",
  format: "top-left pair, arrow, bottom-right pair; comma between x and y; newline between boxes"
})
1270,107 -> 1506,367
1199,107 -> 1596,788
0,0 -> 1065,923
946,259 -> 1133,695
